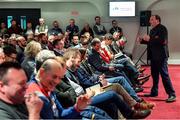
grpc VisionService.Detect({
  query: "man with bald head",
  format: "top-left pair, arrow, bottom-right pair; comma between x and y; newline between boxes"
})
26,58 -> 100,119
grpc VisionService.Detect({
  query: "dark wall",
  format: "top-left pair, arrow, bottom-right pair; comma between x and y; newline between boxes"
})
0,8 -> 41,29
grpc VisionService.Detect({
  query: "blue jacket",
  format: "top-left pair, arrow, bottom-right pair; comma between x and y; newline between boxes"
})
77,64 -> 100,88
28,77 -> 80,119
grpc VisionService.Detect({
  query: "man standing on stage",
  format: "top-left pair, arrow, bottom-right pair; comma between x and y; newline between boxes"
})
140,15 -> 176,103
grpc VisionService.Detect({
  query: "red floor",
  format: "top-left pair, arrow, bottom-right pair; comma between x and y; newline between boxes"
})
138,65 -> 180,119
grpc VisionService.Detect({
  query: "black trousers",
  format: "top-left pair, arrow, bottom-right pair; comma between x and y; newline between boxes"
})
150,58 -> 176,96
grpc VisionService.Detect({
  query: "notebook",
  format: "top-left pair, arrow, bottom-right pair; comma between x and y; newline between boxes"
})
85,84 -> 104,96
114,52 -> 123,59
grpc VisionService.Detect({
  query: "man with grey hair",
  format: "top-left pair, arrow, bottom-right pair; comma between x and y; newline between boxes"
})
27,49 -> 56,81
35,49 -> 56,73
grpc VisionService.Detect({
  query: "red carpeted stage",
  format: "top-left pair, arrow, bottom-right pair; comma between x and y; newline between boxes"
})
138,65 -> 180,119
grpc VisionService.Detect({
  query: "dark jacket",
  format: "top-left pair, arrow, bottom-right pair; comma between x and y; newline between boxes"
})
88,49 -> 109,72
66,25 -> 79,41
80,27 -> 94,38
16,45 -> 25,64
141,24 -> 169,61
49,27 -> 63,35
109,26 -> 122,35
88,49 -> 126,78
7,26 -> 23,35
77,62 -> 100,88
55,80 -> 77,108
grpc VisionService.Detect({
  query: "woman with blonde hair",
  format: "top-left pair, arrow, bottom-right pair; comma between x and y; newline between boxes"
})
21,40 -> 41,80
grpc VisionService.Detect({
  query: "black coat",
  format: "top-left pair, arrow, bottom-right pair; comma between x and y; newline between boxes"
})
141,24 -> 169,61
88,49 -> 109,72
88,49 -> 124,78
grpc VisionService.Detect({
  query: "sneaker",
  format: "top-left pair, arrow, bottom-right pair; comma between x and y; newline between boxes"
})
166,96 -> 176,103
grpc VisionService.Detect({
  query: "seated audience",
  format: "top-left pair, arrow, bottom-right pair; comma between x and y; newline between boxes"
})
102,33 -> 149,84
78,48 -> 149,100
26,58 -> 112,119
61,48 -> 151,119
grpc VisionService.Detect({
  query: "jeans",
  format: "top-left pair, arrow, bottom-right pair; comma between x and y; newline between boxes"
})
151,58 -> 176,96
91,90 -> 133,119
103,83 -> 137,107
112,60 -> 139,86
106,76 -> 140,102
